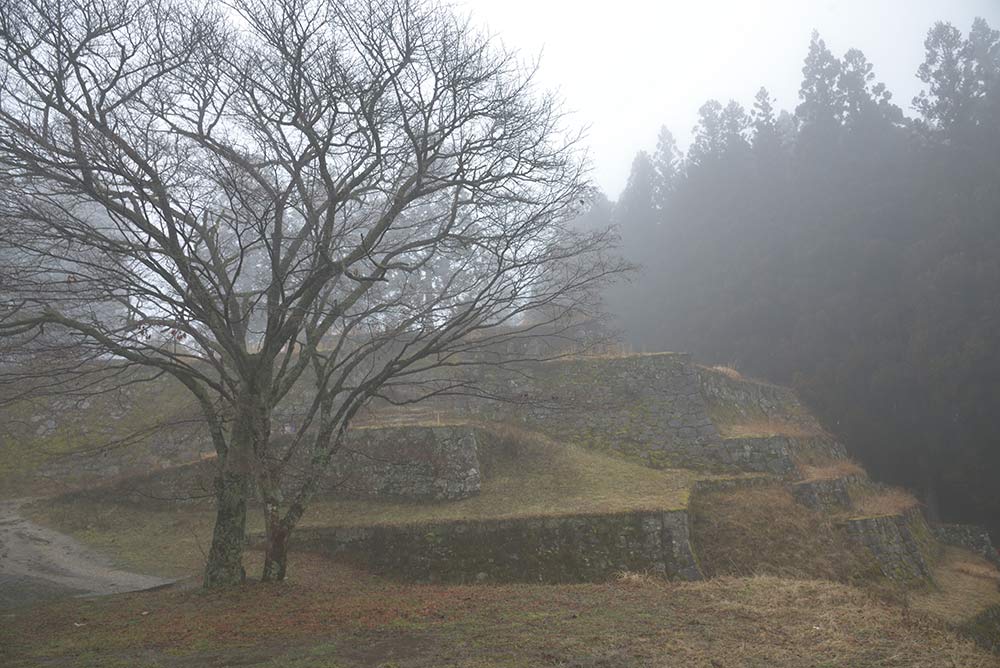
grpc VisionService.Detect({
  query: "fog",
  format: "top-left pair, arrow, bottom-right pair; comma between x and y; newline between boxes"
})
3,0 -> 1000,651
461,0 -> 1000,192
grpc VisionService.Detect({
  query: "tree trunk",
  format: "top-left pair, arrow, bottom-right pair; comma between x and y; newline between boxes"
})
203,470 -> 250,587
262,502 -> 305,582
262,516 -> 290,582
203,374 -> 270,588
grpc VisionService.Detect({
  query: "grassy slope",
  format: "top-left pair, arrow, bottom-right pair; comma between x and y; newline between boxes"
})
9,359 -> 1000,665
25,434 -> 707,577
0,375 -> 197,497
912,547 -> 1000,624
689,483 -> 884,585
302,434 -> 701,527
2,555 -> 997,668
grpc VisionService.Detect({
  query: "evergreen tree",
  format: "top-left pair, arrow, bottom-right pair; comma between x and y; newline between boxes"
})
652,126 -> 682,209
915,21 -> 975,132
605,17 -> 1000,538
796,31 -> 844,131
688,100 -> 725,166
721,100 -> 751,154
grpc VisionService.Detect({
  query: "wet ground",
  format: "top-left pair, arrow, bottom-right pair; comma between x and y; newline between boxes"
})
0,498 -> 173,609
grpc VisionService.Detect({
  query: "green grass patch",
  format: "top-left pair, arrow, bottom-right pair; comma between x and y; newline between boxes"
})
301,432 -> 700,528
24,500 -> 216,578
0,374 -> 197,497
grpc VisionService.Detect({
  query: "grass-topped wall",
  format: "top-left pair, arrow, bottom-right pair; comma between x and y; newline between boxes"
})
295,509 -> 702,584
463,353 -> 725,469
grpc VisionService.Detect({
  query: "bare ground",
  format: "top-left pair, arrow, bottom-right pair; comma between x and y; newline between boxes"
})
0,498 -> 173,609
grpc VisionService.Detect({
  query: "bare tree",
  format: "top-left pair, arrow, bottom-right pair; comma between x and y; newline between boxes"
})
0,0 -> 624,585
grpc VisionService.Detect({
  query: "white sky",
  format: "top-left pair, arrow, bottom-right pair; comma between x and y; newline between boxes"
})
458,0 -> 1000,195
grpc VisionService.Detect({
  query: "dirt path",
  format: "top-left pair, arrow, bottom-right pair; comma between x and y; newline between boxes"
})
0,498 -> 174,608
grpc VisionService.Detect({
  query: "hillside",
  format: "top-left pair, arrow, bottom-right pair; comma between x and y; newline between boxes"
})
2,353 -> 1000,666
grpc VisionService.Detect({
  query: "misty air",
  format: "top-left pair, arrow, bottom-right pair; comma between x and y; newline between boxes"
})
1,0 -> 999,666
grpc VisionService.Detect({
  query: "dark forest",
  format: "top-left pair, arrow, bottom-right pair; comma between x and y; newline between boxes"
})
598,18 -> 1000,535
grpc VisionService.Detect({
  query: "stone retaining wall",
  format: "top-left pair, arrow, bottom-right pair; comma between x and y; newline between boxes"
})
38,354 -> 851,492
497,354 -> 721,464
934,523 -> 1000,567
792,476 -> 858,511
696,367 -> 811,421
69,425 -> 484,505
328,425 -> 481,500
844,507 -> 937,581
296,510 -> 703,584
464,355 -> 848,474
701,435 -> 847,476
711,437 -> 798,475
690,476 -> 779,495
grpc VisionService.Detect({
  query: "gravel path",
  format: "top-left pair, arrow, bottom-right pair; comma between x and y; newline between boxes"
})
0,498 -> 174,608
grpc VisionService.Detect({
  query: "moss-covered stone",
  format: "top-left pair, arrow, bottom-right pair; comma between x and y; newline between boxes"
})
845,508 -> 937,582
295,510 -> 703,584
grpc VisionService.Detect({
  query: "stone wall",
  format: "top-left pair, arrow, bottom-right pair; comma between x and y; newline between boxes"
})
458,355 -> 854,475
792,476 -> 858,511
696,366 -> 813,423
35,353 -> 849,491
690,435 -> 845,476
934,523 -> 1000,567
471,354 -> 724,469
327,425 -> 481,500
690,476 -> 778,495
709,437 -> 797,475
68,424 -> 484,505
296,510 -> 703,584
844,507 -> 937,581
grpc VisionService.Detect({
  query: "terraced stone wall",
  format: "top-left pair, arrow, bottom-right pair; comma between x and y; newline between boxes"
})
328,425 -> 481,500
792,476 -> 857,511
696,367 -> 812,423
845,507 -> 938,581
66,425 -> 484,505
297,510 -> 703,584
453,354 -> 856,475
469,354 -> 723,469
934,523 -> 1000,567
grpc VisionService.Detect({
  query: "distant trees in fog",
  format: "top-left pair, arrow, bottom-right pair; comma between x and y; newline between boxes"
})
603,18 -> 1000,534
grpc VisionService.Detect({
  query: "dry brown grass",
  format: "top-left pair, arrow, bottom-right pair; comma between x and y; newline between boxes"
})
852,486 -> 920,518
613,570 -> 655,587
690,483 -> 882,585
3,555 -> 998,668
710,364 -> 743,380
717,417 -> 824,439
798,459 -> 866,482
911,547 -> 1000,624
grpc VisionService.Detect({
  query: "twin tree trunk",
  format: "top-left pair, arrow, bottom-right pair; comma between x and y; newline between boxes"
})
203,436 -> 304,586
204,468 -> 299,587
204,368 -> 289,588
